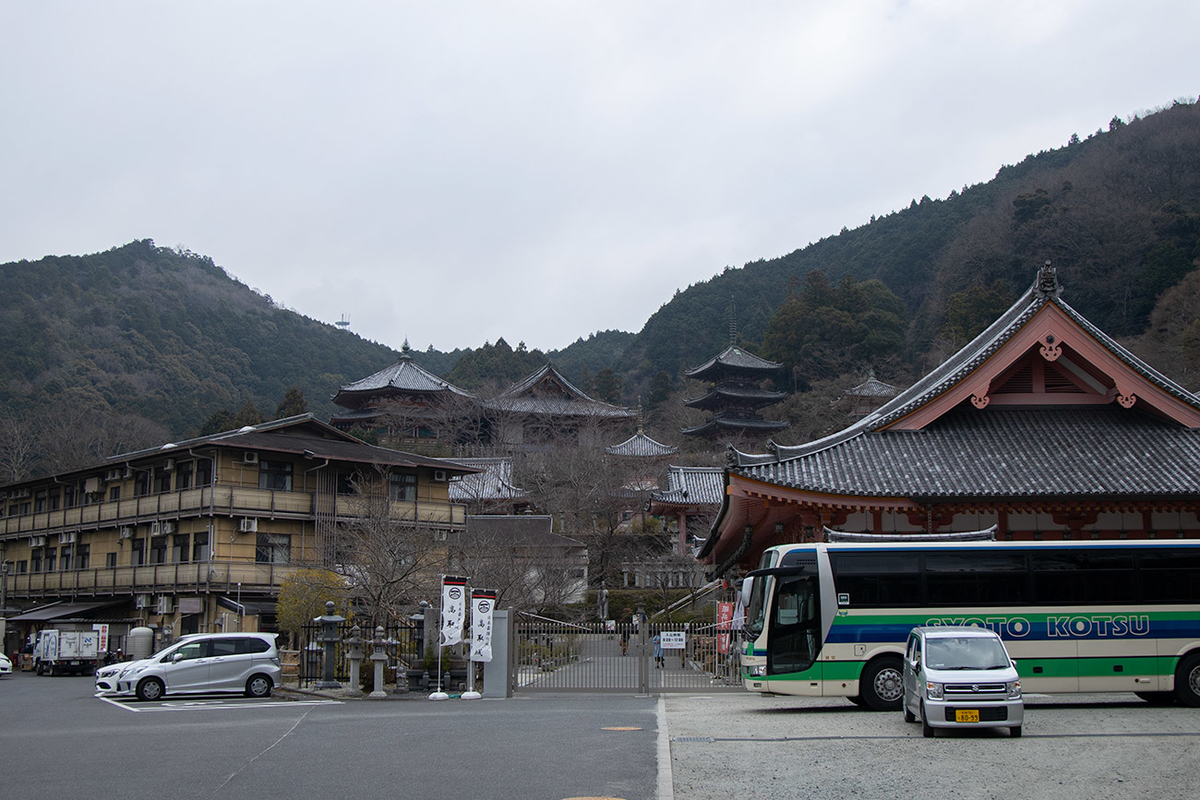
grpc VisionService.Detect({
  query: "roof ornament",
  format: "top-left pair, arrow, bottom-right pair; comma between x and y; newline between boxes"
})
1035,260 -> 1061,299
729,296 -> 737,345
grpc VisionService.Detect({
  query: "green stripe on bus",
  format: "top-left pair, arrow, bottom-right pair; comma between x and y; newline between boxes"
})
762,655 -> 1182,682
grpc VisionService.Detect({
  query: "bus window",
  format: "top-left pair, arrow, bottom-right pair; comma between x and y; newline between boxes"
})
924,551 -> 1028,606
744,576 -> 770,639
830,552 -> 919,607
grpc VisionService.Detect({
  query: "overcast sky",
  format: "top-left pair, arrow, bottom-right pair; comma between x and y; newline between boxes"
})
2,3 -> 1196,353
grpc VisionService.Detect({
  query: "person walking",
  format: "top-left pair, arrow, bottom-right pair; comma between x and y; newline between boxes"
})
653,632 -> 664,668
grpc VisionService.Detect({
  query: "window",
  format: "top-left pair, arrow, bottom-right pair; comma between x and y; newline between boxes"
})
154,467 -> 172,494
171,640 -> 211,661
34,490 -> 46,513
197,459 -> 213,486
1031,549 -> 1135,604
149,536 -> 168,565
133,471 -> 150,498
336,472 -> 358,495
45,547 -> 57,572
193,531 -> 210,562
924,551 -> 1029,606
255,533 -> 291,564
48,491 -> 60,511
106,552 -> 117,569
31,548 -> 43,573
390,472 -> 417,502
172,533 -> 191,563
75,544 -> 89,570
176,461 -> 193,490
830,553 -> 920,607
258,460 -> 293,491
108,485 -> 121,502
1137,549 -> 1200,603
60,547 -> 73,571
130,538 -> 146,566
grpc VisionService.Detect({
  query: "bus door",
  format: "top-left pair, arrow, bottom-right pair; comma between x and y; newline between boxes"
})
767,571 -> 822,678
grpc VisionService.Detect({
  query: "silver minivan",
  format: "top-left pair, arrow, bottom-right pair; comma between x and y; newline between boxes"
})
902,626 -> 1023,737
95,632 -> 281,701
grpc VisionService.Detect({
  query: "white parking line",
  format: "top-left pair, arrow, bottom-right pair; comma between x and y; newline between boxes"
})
95,694 -> 341,712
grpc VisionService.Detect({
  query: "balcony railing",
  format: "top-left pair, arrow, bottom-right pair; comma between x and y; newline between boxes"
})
0,486 -> 466,538
5,560 -> 301,600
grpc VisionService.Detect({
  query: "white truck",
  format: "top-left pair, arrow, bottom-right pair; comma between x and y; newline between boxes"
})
34,628 -> 102,676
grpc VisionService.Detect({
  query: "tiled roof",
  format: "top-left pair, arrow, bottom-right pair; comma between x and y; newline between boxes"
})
731,267 -> 1200,469
682,416 -> 790,437
461,515 -> 585,548
844,375 -> 900,398
685,345 -> 782,380
447,457 -> 529,502
334,354 -> 473,400
649,466 -> 725,507
606,431 -> 680,458
683,385 -> 788,410
735,405 -> 1200,500
484,363 -> 636,419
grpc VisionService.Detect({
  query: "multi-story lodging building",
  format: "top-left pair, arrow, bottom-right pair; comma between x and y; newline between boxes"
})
0,415 -> 477,655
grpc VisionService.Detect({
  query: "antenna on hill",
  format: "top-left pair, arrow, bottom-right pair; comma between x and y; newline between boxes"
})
335,314 -> 351,329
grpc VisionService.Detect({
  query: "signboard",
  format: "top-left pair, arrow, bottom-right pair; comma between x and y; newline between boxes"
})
92,623 -> 110,653
659,631 -> 686,650
716,602 -> 734,654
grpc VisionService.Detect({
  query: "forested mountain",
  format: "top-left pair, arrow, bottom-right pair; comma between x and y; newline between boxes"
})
3,99 -> 1198,479
621,99 -> 1200,392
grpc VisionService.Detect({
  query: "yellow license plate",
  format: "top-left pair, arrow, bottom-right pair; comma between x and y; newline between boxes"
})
955,709 -> 980,723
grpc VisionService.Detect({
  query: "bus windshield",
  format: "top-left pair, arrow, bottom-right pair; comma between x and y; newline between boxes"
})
744,576 -> 770,639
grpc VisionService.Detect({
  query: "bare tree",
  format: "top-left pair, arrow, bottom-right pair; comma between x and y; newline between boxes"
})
335,471 -> 446,626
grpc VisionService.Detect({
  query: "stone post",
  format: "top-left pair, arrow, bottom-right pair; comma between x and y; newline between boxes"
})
344,624 -> 364,698
369,625 -> 388,699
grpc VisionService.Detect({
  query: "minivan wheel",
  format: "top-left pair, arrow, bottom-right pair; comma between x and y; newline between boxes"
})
921,702 -> 934,738
1174,653 -> 1200,708
245,674 -> 273,698
136,677 -> 165,702
860,656 -> 904,711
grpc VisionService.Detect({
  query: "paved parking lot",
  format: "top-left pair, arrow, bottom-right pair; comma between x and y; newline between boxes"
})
665,692 -> 1200,800
3,670 -> 1199,799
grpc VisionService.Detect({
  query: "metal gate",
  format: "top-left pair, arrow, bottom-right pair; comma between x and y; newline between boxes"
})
514,614 -> 743,693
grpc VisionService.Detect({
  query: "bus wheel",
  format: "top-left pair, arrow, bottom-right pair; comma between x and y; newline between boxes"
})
1175,653 -> 1200,708
861,656 -> 904,711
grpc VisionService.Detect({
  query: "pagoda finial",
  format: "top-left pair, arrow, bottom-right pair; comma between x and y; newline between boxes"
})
729,297 -> 738,345
637,398 -> 644,434
400,339 -> 413,359
1035,260 -> 1061,299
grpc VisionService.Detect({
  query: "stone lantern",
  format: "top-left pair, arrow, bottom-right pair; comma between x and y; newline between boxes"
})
313,600 -> 345,690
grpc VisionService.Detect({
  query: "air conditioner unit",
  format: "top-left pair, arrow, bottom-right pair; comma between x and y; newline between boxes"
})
242,452 -> 259,465
13,488 -> 30,499
105,468 -> 123,482
119,527 -> 133,540
432,469 -> 448,482
163,459 -> 175,471
156,596 -> 173,614
123,465 -> 134,479
151,522 -> 163,536
239,518 -> 258,533
162,522 -> 176,535
59,531 -> 77,544
83,477 -> 101,494
135,594 -> 151,609
31,534 -> 47,547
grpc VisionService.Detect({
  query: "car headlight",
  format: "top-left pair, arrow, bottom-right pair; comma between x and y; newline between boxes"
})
925,681 -> 943,700
748,664 -> 767,677
1007,680 -> 1022,699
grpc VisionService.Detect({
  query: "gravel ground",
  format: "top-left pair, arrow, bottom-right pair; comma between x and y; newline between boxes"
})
664,692 -> 1200,800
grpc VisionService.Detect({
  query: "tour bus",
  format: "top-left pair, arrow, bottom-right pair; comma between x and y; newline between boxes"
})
740,539 -> 1200,710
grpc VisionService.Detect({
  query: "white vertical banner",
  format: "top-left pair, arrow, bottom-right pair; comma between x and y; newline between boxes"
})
469,589 -> 497,663
440,576 -> 469,646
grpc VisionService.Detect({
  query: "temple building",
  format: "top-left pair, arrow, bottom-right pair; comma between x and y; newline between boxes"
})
839,372 -> 901,420
648,465 -> 725,556
681,345 -> 789,440
482,363 -> 636,449
330,348 -> 474,456
698,263 -> 1200,578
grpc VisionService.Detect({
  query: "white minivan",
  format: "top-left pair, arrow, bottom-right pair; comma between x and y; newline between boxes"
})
95,632 -> 281,701
902,626 -> 1023,738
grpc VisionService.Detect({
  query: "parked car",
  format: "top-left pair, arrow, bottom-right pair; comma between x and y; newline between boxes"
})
902,626 -> 1023,737
0,652 -> 12,677
95,632 -> 281,701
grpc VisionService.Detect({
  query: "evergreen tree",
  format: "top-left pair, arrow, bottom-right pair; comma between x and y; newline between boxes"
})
276,386 -> 308,418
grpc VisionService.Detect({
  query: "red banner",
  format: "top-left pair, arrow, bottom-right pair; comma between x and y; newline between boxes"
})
716,602 -> 734,654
